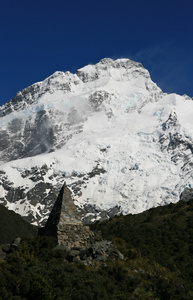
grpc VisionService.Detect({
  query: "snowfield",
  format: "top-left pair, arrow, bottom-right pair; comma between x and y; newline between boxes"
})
0,58 -> 193,225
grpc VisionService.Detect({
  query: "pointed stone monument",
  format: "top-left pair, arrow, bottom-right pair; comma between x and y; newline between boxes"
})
39,183 -> 91,249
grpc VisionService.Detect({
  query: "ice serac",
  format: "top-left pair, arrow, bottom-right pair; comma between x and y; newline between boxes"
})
0,58 -> 193,225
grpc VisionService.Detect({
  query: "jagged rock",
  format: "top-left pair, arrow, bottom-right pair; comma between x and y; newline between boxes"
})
82,205 -> 121,224
89,90 -> 111,111
162,112 -> 178,131
67,250 -> 81,262
180,188 -> 193,202
110,249 -> 124,260
10,237 -> 21,251
91,240 -> 112,255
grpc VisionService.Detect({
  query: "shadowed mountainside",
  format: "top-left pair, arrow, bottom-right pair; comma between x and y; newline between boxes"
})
0,204 -> 38,244
1,197 -> 193,298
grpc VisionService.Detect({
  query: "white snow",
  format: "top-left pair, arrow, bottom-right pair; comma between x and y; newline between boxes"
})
0,58 -> 193,223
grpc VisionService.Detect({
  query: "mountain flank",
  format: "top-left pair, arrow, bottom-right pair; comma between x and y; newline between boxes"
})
1,194 -> 193,298
0,204 -> 38,245
91,197 -> 193,290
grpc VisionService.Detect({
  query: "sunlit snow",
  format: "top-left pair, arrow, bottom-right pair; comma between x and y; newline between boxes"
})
0,58 -> 193,224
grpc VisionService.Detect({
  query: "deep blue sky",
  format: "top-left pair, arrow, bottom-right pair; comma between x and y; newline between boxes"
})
0,0 -> 193,106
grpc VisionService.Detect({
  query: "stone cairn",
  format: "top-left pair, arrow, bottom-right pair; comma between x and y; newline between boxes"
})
39,183 -> 123,264
39,183 -> 93,249
0,184 -> 123,264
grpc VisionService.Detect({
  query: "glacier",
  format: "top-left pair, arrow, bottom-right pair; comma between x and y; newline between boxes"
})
0,57 -> 193,225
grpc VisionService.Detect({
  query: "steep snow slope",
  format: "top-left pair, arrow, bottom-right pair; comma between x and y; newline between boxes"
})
0,58 -> 193,225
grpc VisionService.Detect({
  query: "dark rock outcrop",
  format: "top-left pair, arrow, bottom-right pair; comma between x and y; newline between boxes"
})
180,188 -> 193,202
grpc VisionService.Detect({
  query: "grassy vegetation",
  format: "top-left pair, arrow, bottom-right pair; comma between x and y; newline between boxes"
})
0,199 -> 193,299
91,199 -> 193,297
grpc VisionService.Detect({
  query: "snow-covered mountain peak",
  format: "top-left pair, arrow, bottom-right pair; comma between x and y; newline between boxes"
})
41,70 -> 81,91
0,57 -> 158,119
0,58 -> 193,225
76,58 -> 149,83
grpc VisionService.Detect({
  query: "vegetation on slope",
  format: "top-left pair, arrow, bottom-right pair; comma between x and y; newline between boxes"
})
91,199 -> 193,297
0,205 -> 38,244
0,199 -> 193,299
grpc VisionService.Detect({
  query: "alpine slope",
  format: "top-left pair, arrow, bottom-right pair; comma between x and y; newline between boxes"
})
0,58 -> 193,225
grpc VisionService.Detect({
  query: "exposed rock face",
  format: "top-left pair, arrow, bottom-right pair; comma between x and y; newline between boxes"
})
39,183 -> 92,249
0,204 -> 38,245
180,188 -> 193,202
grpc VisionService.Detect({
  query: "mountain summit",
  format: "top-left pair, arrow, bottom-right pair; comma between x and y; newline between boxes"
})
0,58 -> 193,225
